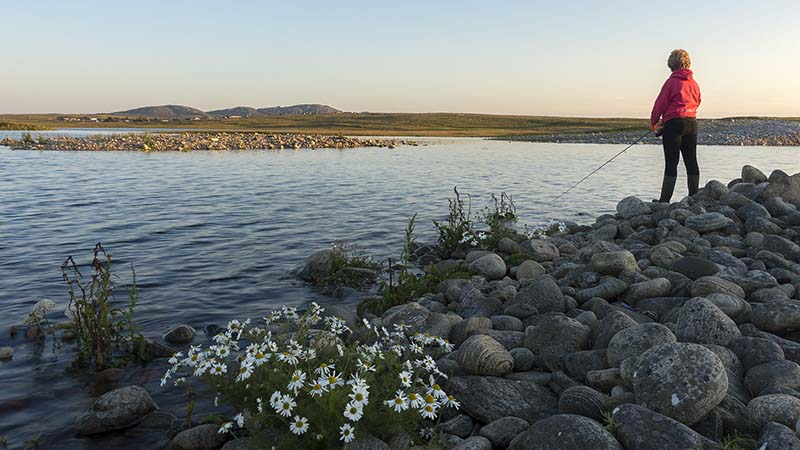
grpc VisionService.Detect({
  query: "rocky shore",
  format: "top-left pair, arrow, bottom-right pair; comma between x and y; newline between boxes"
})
0,132 -> 415,151
42,164 -> 800,449
501,118 -> 800,146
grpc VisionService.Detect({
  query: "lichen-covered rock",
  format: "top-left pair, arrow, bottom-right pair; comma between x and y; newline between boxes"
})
612,404 -> 720,450
674,297 -> 741,346
457,334 -> 514,376
592,310 -> 638,350
447,376 -> 557,424
747,394 -> 800,428
632,343 -> 728,425
607,322 -> 676,367
751,301 -> 800,334
728,337 -> 785,372
508,414 -> 623,450
758,422 -> 800,450
75,386 -> 158,435
591,251 -> 638,275
745,360 -> 800,396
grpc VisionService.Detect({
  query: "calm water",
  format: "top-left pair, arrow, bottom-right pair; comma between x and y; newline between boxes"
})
0,135 -> 798,448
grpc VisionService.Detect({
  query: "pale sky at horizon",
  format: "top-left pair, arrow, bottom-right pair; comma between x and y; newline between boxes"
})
2,0 -> 799,117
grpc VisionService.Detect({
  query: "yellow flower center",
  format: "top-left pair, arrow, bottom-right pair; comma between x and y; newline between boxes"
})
394,398 -> 403,404
255,352 -> 264,359
424,394 -> 435,403
433,384 -> 441,391
328,376 -> 337,384
409,393 -> 418,400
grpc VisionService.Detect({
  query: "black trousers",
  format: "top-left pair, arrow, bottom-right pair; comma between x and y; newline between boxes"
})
662,118 -> 699,177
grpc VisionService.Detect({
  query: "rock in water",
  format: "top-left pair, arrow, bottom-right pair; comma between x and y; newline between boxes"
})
632,343 -> 728,425
612,404 -> 720,450
508,414 -> 623,450
293,249 -> 333,282
617,196 -> 650,219
674,297 -> 741,346
167,424 -> 231,450
457,335 -> 514,376
447,376 -> 557,423
469,253 -> 507,281
591,251 -> 638,275
163,324 -> 195,344
0,346 -> 12,360
75,385 -> 158,435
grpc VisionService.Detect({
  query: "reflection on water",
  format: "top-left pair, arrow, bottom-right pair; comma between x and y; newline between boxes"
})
0,138 -> 797,447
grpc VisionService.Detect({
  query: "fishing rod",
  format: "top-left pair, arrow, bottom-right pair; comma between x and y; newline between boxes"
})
548,129 -> 654,205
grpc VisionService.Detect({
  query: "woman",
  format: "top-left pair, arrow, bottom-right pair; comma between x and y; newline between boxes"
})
650,49 -> 702,203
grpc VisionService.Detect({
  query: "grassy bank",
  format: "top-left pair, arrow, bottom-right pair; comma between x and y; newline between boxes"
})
0,113 -> 648,137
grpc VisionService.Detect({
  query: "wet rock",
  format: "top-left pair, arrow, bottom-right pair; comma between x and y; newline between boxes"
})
447,376 -> 557,423
632,343 -> 728,425
470,253 -> 507,281
685,212 -> 733,233
751,301 -> 800,333
591,251 -> 638,275
515,260 -> 546,282
525,314 -> 590,371
144,338 -> 179,359
745,360 -> 800,396
674,297 -> 741,346
757,422 -> 800,450
671,256 -> 720,280
75,385 -> 158,435
617,196 -> 650,219
689,276 -> 746,298
0,346 -> 12,360
293,248 -> 333,282
508,414 -> 622,450
748,394 -> 800,428
163,324 -> 195,344
612,403 -> 720,450
478,417 -> 530,449
607,322 -> 676,367
457,335 -> 514,376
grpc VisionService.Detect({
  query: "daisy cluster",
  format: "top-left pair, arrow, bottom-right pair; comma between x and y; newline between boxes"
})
161,303 -> 457,446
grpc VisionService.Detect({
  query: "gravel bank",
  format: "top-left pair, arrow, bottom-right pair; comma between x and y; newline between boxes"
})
500,118 -> 800,146
0,132 -> 415,151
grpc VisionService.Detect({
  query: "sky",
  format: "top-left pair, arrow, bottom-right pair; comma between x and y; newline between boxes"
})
2,0 -> 799,117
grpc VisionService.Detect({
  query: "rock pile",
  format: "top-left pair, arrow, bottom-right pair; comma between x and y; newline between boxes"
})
361,165 -> 800,449
0,132 -> 414,152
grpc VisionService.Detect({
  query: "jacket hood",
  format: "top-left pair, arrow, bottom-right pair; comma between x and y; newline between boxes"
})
670,68 -> 693,80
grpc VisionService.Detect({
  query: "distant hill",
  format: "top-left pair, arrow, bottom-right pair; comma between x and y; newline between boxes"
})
113,104 -> 341,118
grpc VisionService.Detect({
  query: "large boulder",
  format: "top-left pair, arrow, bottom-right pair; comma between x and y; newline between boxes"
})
674,297 -> 741,346
470,253 -> 507,281
612,404 -> 720,450
293,249 -> 333,282
447,376 -> 557,424
607,323 -> 676,367
75,386 -> 158,435
632,343 -> 728,425
507,414 -> 623,450
742,165 -> 768,184
457,335 -> 514,377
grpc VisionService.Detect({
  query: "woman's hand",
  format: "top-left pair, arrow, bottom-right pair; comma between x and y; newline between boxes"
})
650,122 -> 663,132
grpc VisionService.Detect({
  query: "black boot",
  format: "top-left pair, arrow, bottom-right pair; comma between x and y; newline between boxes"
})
656,175 -> 677,203
687,175 -> 700,196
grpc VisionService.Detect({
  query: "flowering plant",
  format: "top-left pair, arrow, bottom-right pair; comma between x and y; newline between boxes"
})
162,303 -> 458,449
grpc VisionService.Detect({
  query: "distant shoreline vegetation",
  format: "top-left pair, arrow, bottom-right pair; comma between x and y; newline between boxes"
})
0,121 -> 49,131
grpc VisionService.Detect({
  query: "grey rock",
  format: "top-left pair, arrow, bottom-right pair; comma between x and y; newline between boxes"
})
479,417 -> 530,449
689,276 -> 746,298
293,248 -> 333,282
564,349 -> 609,381
650,246 -> 681,269
447,376 -> 557,423
508,414 -> 623,450
758,422 -> 800,450
632,343 -> 728,425
607,323 -> 676,367
457,292 -> 503,319
466,250 -> 494,263
167,424 -> 230,450
525,314 -> 590,371
558,385 -> 612,420
617,196 -> 651,219
745,360 -> 800,396
742,165 -> 768,184
470,253 -> 507,281
451,436 -> 492,450
728,337 -> 785,372
515,260 -> 546,282
592,310 -> 638,350
437,414 -> 474,438
510,347 -> 536,371
491,315 -> 524,332
508,275 -> 564,313
685,212 -> 733,233
704,180 -> 729,199
575,278 -> 629,303
450,316 -> 492,346
585,368 -> 624,393
343,434 -> 392,450
705,293 -> 751,323
75,385 -> 158,435
748,394 -> 800,428
612,403 -> 720,450
672,256 -> 720,280
675,297 -> 741,346
457,334 -> 514,377
163,324 -> 195,345
0,346 -> 12,360
622,278 -> 672,305
752,301 -> 800,333
591,251 -> 638,275
763,234 -> 800,261
498,237 -> 522,254
221,438 -> 263,450
520,239 -> 560,262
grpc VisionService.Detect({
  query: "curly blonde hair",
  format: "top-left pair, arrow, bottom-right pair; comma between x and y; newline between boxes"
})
667,49 -> 691,71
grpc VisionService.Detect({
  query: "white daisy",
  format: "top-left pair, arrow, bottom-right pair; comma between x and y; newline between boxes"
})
339,423 -> 355,443
349,385 -> 369,407
210,362 -> 227,376
236,362 -> 254,382
428,383 -> 447,400
420,403 -> 439,420
275,394 -> 296,417
234,413 -> 245,428
289,415 -> 309,435
407,392 -> 423,409
309,381 -> 328,397
288,370 -> 307,393
343,402 -> 363,421
386,390 -> 409,413
218,421 -> 233,434
269,391 -> 283,409
398,371 -> 412,388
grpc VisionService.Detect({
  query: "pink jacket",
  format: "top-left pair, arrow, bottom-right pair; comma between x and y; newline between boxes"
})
650,68 -> 701,127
